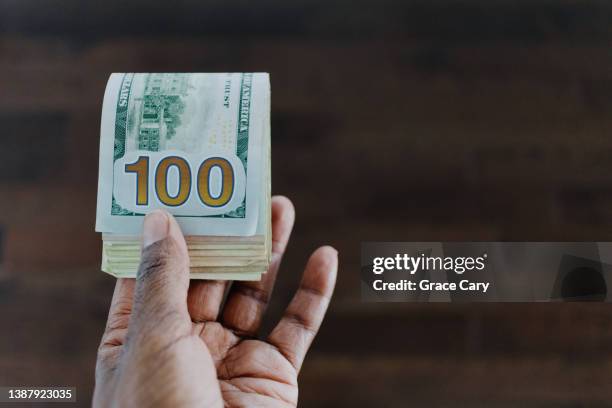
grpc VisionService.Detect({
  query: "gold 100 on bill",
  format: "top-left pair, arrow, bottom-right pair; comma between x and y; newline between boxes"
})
95,73 -> 271,281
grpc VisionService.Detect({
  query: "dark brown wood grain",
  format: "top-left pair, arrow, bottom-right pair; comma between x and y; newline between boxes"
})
1,1 -> 612,406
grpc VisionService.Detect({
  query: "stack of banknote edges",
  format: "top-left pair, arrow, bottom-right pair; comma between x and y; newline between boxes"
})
95,73 -> 271,281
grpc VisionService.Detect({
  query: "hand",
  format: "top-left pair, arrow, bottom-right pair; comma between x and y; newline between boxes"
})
93,196 -> 338,407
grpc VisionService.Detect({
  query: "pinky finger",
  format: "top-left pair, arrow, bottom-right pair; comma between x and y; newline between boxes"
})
267,246 -> 338,372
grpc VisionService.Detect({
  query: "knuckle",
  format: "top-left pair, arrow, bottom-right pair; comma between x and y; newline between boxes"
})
132,298 -> 186,333
235,284 -> 270,305
137,239 -> 187,281
156,309 -> 186,331
137,245 -> 167,281
132,311 -> 186,351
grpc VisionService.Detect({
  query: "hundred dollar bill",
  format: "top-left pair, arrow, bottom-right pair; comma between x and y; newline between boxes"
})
95,73 -> 271,280
96,72 -> 269,236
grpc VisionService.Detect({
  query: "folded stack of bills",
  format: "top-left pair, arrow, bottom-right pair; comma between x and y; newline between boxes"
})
95,73 -> 271,280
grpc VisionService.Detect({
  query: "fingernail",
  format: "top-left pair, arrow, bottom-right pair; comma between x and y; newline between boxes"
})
142,210 -> 169,248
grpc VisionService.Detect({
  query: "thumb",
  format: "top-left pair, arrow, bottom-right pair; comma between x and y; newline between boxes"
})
129,210 -> 191,338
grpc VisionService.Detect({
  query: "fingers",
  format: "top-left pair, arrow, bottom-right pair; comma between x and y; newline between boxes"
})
101,278 -> 135,341
98,278 -> 136,372
128,210 -> 192,339
95,278 -> 137,397
268,246 -> 338,372
220,196 -> 295,335
187,279 -> 228,322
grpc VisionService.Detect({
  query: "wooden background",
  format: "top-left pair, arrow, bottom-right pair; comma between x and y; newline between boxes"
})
2,0 -> 612,406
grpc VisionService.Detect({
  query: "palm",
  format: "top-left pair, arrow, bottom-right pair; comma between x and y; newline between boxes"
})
197,321 -> 297,406
218,343 -> 296,407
